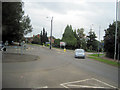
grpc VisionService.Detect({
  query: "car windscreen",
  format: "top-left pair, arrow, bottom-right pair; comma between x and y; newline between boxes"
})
76,50 -> 84,53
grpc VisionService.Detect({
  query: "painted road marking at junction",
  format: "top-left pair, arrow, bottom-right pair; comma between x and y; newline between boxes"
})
65,84 -> 110,88
60,78 -> 117,89
32,86 -> 48,90
92,78 -> 117,88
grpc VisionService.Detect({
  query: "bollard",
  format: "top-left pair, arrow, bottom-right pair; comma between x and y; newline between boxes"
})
64,48 -> 66,52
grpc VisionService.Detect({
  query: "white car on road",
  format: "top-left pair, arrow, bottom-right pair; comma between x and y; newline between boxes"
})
74,49 -> 85,59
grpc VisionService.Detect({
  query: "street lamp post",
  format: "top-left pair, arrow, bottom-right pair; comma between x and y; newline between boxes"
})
98,26 -> 101,57
114,0 -> 118,60
47,16 -> 53,49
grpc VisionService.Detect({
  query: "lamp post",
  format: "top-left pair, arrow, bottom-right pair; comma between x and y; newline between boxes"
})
98,26 -> 101,57
114,0 -> 118,60
47,16 -> 53,49
90,24 -> 94,31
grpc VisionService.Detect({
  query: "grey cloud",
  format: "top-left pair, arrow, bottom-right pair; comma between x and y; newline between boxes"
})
33,2 -> 87,14
25,1 -> 115,40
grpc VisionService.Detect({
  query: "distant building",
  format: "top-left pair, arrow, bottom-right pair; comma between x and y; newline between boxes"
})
48,36 -> 55,44
24,37 -> 33,43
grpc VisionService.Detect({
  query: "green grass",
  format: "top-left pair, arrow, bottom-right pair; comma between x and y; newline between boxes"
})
88,54 -> 120,67
27,43 -> 42,46
89,54 -> 104,57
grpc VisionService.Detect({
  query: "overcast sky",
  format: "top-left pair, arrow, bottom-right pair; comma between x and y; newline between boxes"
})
24,0 -> 117,40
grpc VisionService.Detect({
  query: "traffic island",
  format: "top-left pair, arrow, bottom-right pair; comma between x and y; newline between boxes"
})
2,53 -> 39,63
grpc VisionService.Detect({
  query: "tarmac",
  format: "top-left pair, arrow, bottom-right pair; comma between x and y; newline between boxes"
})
2,52 -> 39,63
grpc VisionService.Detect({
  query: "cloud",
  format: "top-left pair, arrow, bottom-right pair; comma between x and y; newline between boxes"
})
24,1 -> 115,40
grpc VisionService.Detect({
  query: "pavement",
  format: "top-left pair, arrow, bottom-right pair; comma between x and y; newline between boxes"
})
2,45 -> 119,89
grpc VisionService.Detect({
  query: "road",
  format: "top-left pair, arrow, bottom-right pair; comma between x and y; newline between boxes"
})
2,45 -> 119,89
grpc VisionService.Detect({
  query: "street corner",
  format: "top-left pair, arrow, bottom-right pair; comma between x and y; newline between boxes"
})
60,78 -> 117,89
2,53 -> 39,63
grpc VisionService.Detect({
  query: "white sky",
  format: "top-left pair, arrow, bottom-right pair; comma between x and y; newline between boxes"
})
24,0 -> 117,40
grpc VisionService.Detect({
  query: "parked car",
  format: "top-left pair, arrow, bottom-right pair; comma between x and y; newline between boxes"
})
74,49 -> 85,59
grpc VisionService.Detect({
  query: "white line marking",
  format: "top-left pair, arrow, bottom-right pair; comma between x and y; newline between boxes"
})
60,84 -> 69,88
61,78 -> 93,85
33,86 -> 48,89
92,78 -> 117,88
60,78 -> 117,89
67,84 -> 110,88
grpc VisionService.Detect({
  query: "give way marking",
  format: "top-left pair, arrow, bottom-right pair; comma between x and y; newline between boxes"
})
60,78 -> 117,89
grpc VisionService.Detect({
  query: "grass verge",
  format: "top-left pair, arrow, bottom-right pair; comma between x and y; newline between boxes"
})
88,54 -> 120,67
27,43 -> 42,46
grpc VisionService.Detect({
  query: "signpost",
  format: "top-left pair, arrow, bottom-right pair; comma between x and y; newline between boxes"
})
20,41 -> 25,55
60,42 -> 66,52
60,42 -> 66,48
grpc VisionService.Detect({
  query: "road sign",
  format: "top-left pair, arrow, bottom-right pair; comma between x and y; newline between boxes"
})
5,41 -> 8,46
46,42 -> 50,44
60,42 -> 66,46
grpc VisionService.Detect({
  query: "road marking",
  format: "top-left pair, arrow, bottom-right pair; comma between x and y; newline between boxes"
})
60,78 -> 117,89
32,86 -> 48,90
61,78 -> 93,85
92,78 -> 117,88
60,84 -> 69,88
66,84 -> 110,88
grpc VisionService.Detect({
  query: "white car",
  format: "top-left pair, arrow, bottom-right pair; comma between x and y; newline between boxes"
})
74,49 -> 85,59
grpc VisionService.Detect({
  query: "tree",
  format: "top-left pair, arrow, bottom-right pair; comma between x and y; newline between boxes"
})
62,25 -> 77,49
32,35 -> 40,44
77,28 -> 87,50
54,39 -> 60,47
77,28 -> 85,38
104,21 -> 120,59
87,29 -> 98,51
73,29 -> 79,48
40,28 -> 48,45
2,2 -> 32,43
21,15 -> 33,35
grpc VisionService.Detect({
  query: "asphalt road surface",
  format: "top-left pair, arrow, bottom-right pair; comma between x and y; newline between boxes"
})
2,45 -> 119,89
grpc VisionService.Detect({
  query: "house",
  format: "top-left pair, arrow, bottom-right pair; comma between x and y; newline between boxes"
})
48,36 -> 55,44
24,37 -> 33,43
